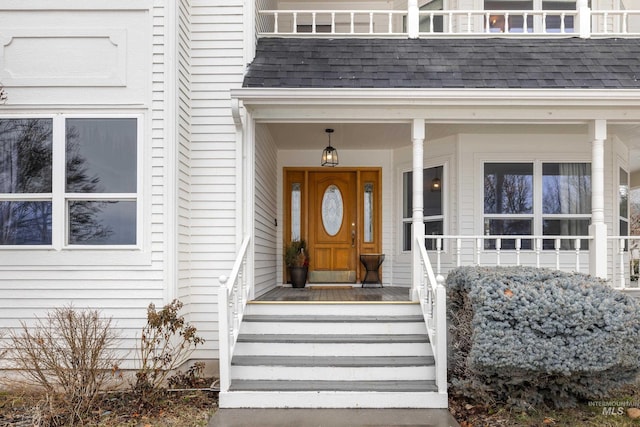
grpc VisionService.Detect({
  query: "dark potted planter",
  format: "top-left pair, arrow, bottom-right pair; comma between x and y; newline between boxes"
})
285,239 -> 310,288
289,266 -> 308,288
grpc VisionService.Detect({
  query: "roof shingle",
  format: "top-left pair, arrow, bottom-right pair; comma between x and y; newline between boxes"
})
243,38 -> 640,89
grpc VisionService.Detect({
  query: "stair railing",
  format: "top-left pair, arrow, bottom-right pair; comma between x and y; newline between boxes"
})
218,234 -> 252,392
416,236 -> 448,395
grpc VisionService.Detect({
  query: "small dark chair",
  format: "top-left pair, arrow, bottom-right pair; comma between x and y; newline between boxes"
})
360,253 -> 385,287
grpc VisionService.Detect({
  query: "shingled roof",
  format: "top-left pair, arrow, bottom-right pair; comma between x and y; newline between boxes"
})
243,38 -> 640,89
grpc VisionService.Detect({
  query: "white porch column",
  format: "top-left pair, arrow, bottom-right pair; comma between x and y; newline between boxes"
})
576,0 -> 591,39
589,119 -> 607,279
408,0 -> 419,39
411,119 -> 425,301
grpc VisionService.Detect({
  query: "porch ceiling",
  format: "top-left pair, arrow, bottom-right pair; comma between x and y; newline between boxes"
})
266,122 -> 640,174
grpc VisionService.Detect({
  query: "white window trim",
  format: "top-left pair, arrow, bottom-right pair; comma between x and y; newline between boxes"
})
399,160 -> 449,254
478,155 -> 592,249
618,160 -> 630,237
0,113 -> 149,266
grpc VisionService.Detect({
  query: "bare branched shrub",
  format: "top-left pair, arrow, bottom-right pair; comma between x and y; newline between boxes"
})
9,306 -> 121,426
134,299 -> 205,408
168,361 -> 208,389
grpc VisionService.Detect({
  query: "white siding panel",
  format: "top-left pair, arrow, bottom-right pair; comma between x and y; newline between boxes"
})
187,0 -> 245,359
176,0 -> 193,327
0,2 -> 167,369
254,125 -> 278,296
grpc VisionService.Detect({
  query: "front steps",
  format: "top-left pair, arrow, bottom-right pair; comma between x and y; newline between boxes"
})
219,301 -> 448,408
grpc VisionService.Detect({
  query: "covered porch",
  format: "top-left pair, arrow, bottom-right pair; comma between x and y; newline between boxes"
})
218,35 -> 640,408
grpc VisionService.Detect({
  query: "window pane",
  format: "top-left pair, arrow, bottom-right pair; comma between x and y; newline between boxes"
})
69,201 -> 136,245
485,0 -> 534,32
291,183 -> 301,241
403,220 -> 444,251
425,220 -> 444,250
484,218 -> 532,249
620,219 -> 628,235
542,163 -> 591,214
543,218 -> 590,249
543,1 -> 575,32
420,0 -> 444,32
0,119 -> 52,193
620,168 -> 629,219
424,166 -> 443,216
403,166 -> 443,218
403,222 -> 412,251
403,172 -> 412,219
621,220 -> 629,251
0,201 -> 52,245
364,183 -> 374,243
66,118 -> 137,193
484,163 -> 533,214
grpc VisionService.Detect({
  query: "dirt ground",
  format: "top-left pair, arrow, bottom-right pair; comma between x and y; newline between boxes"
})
2,386 -> 640,427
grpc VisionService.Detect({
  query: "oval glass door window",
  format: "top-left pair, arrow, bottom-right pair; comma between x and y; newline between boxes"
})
322,185 -> 343,236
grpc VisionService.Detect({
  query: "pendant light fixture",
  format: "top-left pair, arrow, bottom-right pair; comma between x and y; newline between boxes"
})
321,128 -> 338,167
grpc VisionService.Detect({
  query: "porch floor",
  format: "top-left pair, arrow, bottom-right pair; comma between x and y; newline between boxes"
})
254,286 -> 411,302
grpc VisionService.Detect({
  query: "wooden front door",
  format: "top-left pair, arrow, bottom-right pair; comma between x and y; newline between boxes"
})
283,167 -> 382,284
308,171 -> 357,283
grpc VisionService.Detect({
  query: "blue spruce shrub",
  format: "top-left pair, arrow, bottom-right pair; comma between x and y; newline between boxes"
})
447,266 -> 640,409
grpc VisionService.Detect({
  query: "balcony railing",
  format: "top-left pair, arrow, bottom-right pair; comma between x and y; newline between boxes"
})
257,7 -> 640,37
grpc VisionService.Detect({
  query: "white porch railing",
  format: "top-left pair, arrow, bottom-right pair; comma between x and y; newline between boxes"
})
421,234 -> 640,289
218,234 -> 252,392
257,8 -> 640,37
415,236 -> 447,396
609,236 -> 640,290
428,235 -> 592,276
257,10 -> 407,36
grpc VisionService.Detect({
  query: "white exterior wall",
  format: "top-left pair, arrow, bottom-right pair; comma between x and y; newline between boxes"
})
255,124 -> 278,296
0,2 -> 162,366
176,0 -> 194,325
188,0 -> 246,360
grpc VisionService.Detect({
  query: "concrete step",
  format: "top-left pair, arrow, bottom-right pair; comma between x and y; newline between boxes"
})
232,355 -> 435,367
230,364 -> 435,381
237,333 -> 429,343
229,379 -> 438,392
222,301 -> 446,409
234,333 -> 432,356
230,355 -> 435,381
219,389 -> 449,409
242,314 -> 425,323
239,316 -> 427,335
246,301 -> 421,316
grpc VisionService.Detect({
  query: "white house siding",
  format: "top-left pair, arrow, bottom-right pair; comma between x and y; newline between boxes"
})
0,2 -> 164,367
254,124 -> 278,297
187,0 -> 246,360
176,1 -> 194,321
